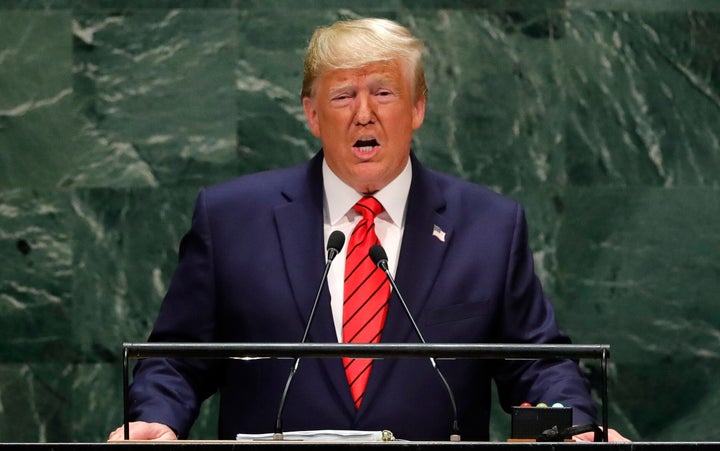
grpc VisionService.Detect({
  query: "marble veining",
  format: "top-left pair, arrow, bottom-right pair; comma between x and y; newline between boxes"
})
1,1 -> 719,442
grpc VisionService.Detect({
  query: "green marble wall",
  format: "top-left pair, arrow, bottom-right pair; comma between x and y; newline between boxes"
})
1,0 -> 719,443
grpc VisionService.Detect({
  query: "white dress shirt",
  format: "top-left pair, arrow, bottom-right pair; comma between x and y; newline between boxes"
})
322,158 -> 412,342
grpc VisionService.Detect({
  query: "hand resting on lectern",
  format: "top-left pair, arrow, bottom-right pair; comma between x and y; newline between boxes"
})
108,421 -> 176,441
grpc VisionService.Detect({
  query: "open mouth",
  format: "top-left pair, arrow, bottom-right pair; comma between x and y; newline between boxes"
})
353,138 -> 379,153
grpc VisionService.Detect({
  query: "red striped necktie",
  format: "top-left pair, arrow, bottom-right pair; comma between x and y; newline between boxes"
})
342,196 -> 390,409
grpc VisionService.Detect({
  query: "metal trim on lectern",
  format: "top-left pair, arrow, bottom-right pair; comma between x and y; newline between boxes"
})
121,343 -> 610,442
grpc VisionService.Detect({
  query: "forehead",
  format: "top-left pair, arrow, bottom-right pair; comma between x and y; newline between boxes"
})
317,60 -> 409,89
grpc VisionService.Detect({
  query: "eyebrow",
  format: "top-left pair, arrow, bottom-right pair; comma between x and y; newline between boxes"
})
327,76 -> 400,96
328,84 -> 355,96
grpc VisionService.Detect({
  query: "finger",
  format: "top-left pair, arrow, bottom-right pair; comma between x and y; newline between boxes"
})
151,431 -> 177,441
107,429 -> 123,442
571,431 -> 594,442
107,424 -> 131,441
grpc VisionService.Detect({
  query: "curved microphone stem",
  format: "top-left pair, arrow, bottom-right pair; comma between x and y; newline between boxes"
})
274,357 -> 303,438
274,232 -> 344,440
375,255 -> 461,441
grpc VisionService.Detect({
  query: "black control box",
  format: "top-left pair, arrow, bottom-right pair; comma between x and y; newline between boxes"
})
511,406 -> 572,440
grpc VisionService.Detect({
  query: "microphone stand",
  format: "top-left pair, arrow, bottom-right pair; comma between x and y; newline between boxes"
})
370,245 -> 461,441
274,231 -> 344,440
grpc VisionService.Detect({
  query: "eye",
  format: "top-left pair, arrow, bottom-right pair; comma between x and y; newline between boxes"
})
374,88 -> 397,104
330,91 -> 354,106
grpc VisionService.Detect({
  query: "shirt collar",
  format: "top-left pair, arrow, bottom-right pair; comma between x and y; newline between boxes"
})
323,157 -> 412,227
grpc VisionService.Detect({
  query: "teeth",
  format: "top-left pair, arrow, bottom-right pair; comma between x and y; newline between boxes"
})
355,138 -> 378,147
358,146 -> 373,153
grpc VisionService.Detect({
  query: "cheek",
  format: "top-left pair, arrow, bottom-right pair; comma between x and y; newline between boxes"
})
320,110 -> 350,132
320,122 -> 344,143
388,116 -> 416,140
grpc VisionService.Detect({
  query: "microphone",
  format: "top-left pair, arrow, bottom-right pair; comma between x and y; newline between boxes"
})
274,230 -> 345,440
369,244 -> 462,442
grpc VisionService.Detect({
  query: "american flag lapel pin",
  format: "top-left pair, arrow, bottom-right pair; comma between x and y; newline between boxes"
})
432,224 -> 446,243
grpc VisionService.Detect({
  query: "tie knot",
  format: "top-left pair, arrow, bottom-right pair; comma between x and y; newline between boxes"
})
353,196 -> 383,220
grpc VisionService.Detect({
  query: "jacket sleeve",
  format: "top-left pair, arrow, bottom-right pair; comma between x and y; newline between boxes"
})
492,204 -> 597,426
128,189 -> 220,437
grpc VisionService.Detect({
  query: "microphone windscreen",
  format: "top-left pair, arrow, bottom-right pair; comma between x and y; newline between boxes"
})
369,244 -> 388,266
327,230 -> 345,253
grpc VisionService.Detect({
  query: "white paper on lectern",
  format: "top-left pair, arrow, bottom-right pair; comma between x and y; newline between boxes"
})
236,429 -> 393,441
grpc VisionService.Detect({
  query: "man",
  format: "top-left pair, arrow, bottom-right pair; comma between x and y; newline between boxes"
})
109,18 -> 625,442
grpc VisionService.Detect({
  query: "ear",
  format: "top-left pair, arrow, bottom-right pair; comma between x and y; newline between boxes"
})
411,95 -> 426,131
302,96 -> 321,138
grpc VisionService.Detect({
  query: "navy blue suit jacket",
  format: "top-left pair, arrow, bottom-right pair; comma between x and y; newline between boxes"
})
129,152 -> 595,440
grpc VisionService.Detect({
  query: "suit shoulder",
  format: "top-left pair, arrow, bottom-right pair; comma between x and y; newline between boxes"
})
428,168 -> 521,216
206,165 -> 303,195
198,164 -> 306,208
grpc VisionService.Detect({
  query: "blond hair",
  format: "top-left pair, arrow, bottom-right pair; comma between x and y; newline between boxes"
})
301,18 -> 427,102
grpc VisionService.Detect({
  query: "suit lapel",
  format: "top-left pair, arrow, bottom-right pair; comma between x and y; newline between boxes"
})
359,155 -> 453,418
384,162 -> 452,344
274,153 -> 337,344
273,152 -> 357,417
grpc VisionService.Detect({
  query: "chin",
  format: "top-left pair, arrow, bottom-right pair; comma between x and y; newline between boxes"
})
351,181 -> 381,195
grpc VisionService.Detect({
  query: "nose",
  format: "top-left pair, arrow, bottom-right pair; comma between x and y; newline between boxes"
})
354,92 -> 374,125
